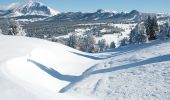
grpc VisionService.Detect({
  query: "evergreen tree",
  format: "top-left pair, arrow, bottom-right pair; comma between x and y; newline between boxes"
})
129,23 -> 148,44
159,21 -> 170,40
98,39 -> 107,51
144,16 -> 159,40
81,34 -> 96,53
68,34 -> 79,48
120,37 -> 129,46
110,41 -> 116,49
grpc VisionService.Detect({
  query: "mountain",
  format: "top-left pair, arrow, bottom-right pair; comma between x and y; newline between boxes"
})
46,9 -> 170,23
0,1 -> 59,19
0,2 -> 168,22
17,1 -> 59,16
45,9 -> 145,22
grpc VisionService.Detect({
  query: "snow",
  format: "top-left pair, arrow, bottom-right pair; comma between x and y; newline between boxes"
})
0,35 -> 97,100
0,34 -> 170,100
96,23 -> 136,47
3,1 -> 60,17
96,34 -> 122,47
128,15 -> 137,20
19,1 -> 60,16
56,23 -> 136,47
48,7 -> 60,15
65,40 -> 170,100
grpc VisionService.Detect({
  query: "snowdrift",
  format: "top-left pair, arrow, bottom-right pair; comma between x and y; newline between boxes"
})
0,35 -> 97,100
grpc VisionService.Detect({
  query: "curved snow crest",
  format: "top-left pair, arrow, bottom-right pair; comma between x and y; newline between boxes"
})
0,36 -> 98,100
4,46 -> 98,91
4,49 -> 98,99
5,56 -> 69,92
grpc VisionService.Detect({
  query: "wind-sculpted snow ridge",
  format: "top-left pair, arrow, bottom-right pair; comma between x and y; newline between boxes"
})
0,35 -> 97,100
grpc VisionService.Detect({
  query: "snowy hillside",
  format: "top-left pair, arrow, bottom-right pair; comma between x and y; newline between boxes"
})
0,35 -> 170,100
63,40 -> 170,100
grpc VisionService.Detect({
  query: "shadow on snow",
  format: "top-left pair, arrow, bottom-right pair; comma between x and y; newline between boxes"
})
28,53 -> 170,93
70,40 -> 167,60
60,54 -> 170,92
28,59 -> 80,83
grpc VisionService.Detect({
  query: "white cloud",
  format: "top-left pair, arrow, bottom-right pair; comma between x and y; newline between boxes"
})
7,2 -> 21,10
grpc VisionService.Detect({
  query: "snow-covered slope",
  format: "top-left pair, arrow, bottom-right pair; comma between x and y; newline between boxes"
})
0,35 -> 170,100
62,40 -> 170,100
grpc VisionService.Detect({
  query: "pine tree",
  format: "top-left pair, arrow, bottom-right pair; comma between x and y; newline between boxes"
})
98,39 -> 107,51
159,21 -> 170,40
68,34 -> 79,48
120,37 -> 129,46
130,23 -> 148,44
144,16 -> 159,40
110,41 -> 116,49
81,34 -> 96,53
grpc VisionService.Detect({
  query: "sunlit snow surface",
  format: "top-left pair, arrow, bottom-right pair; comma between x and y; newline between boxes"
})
0,35 -> 170,100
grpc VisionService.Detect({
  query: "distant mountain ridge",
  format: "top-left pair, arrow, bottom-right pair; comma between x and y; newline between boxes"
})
45,9 -> 146,22
0,1 -> 169,22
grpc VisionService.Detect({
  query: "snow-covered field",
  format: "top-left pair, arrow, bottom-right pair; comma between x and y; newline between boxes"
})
0,35 -> 170,100
56,23 -> 136,47
96,23 -> 136,46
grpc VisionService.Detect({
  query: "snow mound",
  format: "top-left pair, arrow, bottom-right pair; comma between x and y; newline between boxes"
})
0,35 -> 97,100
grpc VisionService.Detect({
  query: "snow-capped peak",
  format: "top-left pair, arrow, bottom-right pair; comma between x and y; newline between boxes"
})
4,1 -> 60,17
96,9 -> 118,14
17,1 -> 60,16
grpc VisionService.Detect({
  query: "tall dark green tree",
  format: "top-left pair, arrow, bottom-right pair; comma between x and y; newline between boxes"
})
144,16 -> 159,40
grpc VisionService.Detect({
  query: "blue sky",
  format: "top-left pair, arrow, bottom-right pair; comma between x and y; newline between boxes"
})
0,0 -> 169,13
